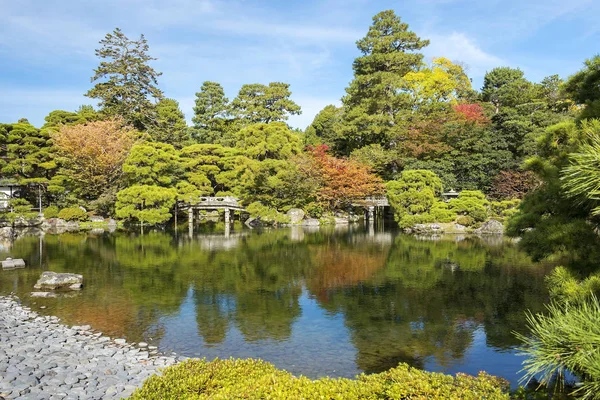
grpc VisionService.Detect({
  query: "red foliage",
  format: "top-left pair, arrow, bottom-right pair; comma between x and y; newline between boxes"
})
489,170 -> 540,200
306,145 -> 385,209
453,103 -> 489,125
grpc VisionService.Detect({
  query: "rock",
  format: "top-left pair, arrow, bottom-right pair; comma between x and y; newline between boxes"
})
30,292 -> 58,298
114,339 -> 127,345
300,218 -> 320,226
286,208 -> 305,224
33,272 -> 84,290
429,224 -> 441,230
454,223 -> 466,231
474,219 -> 504,235
334,217 -> 349,225
0,227 -> 13,240
89,216 -> 104,223
107,219 -> 117,226
138,342 -> 148,348
2,258 -> 26,270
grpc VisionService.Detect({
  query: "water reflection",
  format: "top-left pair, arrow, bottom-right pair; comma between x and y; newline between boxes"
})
0,227 -> 553,385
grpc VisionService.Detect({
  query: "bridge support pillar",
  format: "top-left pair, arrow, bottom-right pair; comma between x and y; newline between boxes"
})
224,208 -> 230,224
188,207 -> 194,237
368,206 -> 375,223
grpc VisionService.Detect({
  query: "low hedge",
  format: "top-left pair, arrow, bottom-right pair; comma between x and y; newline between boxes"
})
130,358 -> 510,399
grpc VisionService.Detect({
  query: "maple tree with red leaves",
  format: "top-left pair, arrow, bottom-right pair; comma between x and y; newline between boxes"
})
306,145 -> 385,209
452,103 -> 489,125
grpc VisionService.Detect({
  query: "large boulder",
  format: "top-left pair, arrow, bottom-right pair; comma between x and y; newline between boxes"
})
475,219 -> 504,235
34,271 -> 83,290
286,208 -> 305,224
1,258 -> 25,270
300,218 -> 320,226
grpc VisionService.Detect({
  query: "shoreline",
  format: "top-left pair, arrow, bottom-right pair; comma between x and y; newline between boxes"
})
0,295 -> 180,399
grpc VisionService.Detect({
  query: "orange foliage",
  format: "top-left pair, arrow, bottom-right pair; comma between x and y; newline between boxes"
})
402,118 -> 451,158
306,246 -> 387,303
52,118 -> 137,197
307,145 -> 385,209
453,103 -> 489,125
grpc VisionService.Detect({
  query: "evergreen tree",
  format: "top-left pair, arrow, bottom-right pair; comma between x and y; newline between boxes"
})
338,10 -> 429,155
192,81 -> 231,144
85,28 -> 163,130
147,98 -> 190,148
231,82 -> 301,124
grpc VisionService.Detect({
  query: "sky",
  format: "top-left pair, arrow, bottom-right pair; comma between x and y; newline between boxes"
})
1,0 -> 599,129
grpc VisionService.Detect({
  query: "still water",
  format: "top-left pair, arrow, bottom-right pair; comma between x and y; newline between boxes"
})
0,224 -> 554,387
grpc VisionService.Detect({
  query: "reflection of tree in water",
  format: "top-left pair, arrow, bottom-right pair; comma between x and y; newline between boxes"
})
190,230 -> 308,343
315,235 -> 552,374
0,229 -> 553,372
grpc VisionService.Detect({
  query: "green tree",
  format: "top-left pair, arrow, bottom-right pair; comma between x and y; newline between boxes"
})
146,98 -> 190,147
192,81 -> 232,144
1,120 -> 56,186
122,142 -> 182,187
85,28 -> 163,130
481,67 -> 527,113
231,82 -> 301,124
235,122 -> 302,161
564,55 -> 600,119
338,10 -> 429,154
304,105 -> 342,146
115,184 -> 177,228
386,170 -> 451,228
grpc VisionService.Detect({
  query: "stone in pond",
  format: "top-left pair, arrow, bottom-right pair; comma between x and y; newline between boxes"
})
1,258 -> 26,270
31,291 -> 58,298
286,208 -> 305,224
33,271 -> 84,290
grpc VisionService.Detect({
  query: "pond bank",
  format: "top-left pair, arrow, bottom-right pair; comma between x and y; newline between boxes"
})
0,295 -> 180,400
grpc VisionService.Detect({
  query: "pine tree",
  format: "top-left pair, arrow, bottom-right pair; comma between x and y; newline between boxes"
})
338,10 -> 429,155
192,81 -> 231,144
86,28 -> 163,130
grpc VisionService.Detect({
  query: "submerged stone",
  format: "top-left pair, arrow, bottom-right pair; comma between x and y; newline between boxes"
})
33,272 -> 84,290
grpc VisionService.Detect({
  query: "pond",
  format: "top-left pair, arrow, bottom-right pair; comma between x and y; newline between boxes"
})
0,224 -> 555,387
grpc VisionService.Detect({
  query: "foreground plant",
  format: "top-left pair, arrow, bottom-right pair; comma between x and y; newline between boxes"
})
516,295 -> 600,399
130,358 -> 509,399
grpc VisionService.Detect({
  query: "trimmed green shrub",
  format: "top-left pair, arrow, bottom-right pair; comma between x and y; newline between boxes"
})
130,358 -> 509,399
57,207 -> 89,222
456,215 -> 475,227
430,201 -> 457,223
449,190 -> 489,222
387,170 -> 444,228
246,202 -> 290,225
43,205 -> 59,219
490,199 -> 520,220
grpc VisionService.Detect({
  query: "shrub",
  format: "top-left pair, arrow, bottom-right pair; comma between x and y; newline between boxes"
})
43,205 -> 59,219
449,190 -> 489,222
246,202 -> 290,225
57,207 -> 89,222
456,215 -> 475,227
430,201 -> 457,222
490,199 -> 520,220
130,358 -> 510,400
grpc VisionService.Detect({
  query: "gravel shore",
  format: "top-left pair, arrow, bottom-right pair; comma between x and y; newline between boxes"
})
0,296 -> 180,399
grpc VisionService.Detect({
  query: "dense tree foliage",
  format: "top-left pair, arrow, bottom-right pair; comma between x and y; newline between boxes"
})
85,28 -> 163,130
0,10 -> 596,235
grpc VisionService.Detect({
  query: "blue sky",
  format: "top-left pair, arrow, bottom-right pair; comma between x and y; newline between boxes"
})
1,0 -> 599,129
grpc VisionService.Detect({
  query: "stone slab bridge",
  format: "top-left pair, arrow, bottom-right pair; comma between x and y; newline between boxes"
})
351,196 -> 390,222
180,195 -> 390,229
180,196 -> 246,226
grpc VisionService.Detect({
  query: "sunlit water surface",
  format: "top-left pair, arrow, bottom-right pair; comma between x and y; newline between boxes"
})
0,224 -> 554,387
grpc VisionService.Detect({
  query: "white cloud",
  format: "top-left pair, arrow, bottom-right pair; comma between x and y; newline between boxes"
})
425,32 -> 504,78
